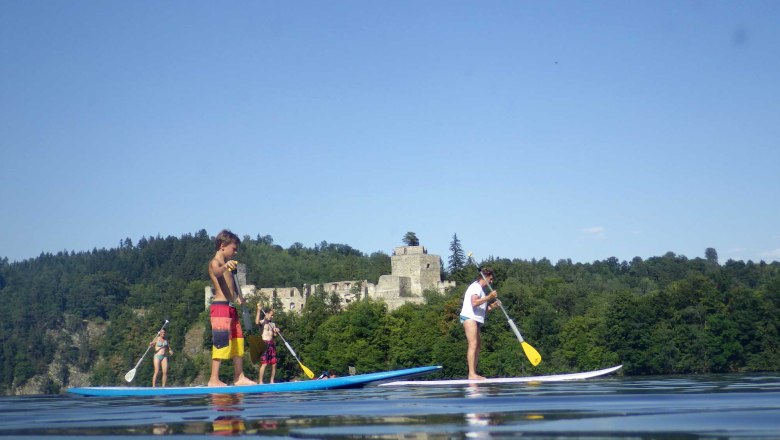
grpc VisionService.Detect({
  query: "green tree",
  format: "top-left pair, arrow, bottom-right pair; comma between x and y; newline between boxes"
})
448,233 -> 466,274
402,232 -> 419,246
705,247 -> 719,265
310,300 -> 389,374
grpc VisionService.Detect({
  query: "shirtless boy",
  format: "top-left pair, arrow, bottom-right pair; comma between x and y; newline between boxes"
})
208,229 -> 256,387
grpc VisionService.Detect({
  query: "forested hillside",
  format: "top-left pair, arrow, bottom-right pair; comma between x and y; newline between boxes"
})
1,230 -> 779,395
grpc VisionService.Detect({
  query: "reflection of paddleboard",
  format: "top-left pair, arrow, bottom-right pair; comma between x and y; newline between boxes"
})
246,335 -> 266,365
68,365 -> 441,397
380,365 -> 622,387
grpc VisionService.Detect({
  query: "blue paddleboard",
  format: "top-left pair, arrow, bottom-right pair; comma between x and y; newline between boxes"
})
68,365 -> 441,397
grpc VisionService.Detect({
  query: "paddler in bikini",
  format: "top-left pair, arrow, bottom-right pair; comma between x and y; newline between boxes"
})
150,328 -> 173,387
207,229 -> 256,387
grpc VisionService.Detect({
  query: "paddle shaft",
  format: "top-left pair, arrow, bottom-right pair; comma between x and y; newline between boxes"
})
471,262 -> 525,343
230,267 -> 253,331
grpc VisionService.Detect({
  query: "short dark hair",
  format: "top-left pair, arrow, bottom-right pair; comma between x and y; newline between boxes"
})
215,229 -> 240,250
476,267 -> 494,282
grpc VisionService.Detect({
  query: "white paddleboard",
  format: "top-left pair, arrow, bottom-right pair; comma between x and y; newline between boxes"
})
379,364 -> 622,386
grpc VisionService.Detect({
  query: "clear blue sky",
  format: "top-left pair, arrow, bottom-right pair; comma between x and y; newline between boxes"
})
2,1 -> 779,265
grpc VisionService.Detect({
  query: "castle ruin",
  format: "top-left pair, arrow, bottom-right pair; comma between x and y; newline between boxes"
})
204,245 -> 455,312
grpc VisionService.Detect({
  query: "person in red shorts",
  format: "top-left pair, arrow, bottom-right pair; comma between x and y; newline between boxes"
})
207,229 -> 256,387
255,305 -> 281,384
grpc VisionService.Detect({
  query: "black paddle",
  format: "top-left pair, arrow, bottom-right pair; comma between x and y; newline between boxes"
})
230,266 -> 253,331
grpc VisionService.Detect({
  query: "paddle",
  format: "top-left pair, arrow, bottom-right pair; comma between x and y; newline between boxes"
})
230,266 -> 253,332
277,331 -> 315,379
467,252 -> 542,366
245,334 -> 266,365
125,320 -> 169,383
259,308 -> 315,379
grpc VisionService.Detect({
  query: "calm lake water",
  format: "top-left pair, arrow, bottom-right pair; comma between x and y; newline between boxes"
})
1,372 -> 779,438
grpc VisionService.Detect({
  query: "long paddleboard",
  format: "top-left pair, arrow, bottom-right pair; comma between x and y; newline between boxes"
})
379,365 -> 622,387
68,365 -> 441,397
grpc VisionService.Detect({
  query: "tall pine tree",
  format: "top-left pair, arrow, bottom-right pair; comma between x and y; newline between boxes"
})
448,233 -> 465,273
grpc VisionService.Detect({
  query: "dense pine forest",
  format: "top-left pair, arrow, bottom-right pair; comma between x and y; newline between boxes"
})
1,230 -> 779,395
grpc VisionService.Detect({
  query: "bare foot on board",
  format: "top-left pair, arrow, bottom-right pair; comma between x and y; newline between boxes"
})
234,375 -> 257,386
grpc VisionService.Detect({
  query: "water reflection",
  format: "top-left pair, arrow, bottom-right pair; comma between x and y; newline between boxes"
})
208,393 -> 282,435
210,394 -> 246,435
465,384 -> 493,439
462,382 -> 547,439
152,422 -> 171,435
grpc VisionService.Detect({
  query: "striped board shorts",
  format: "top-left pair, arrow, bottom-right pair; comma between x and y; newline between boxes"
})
210,301 -> 245,360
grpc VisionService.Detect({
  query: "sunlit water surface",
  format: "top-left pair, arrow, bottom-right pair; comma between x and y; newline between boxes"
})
1,373 -> 779,438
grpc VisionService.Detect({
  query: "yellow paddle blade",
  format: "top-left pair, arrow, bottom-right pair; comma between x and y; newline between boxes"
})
245,335 -> 266,366
522,341 -> 542,366
299,362 -> 315,379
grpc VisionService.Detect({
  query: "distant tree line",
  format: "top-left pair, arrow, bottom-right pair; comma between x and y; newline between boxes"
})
1,232 -> 778,395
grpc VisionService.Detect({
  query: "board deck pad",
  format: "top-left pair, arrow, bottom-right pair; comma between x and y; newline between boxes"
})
379,365 -> 622,386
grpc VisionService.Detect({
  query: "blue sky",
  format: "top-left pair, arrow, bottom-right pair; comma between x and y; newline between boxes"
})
1,1 -> 779,265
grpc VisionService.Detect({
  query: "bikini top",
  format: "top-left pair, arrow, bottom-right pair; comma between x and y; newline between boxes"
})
156,339 -> 168,348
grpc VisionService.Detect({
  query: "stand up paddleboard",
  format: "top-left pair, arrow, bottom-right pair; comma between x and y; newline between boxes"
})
68,365 -> 441,397
379,365 -> 622,387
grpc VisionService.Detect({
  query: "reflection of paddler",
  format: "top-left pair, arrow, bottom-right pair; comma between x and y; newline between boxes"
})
465,383 -> 485,399
152,423 -> 171,435
212,416 -> 246,436
211,393 -> 243,411
464,412 -> 491,439
210,394 -> 246,435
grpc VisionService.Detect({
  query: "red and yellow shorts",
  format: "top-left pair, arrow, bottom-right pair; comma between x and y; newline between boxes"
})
210,301 -> 245,360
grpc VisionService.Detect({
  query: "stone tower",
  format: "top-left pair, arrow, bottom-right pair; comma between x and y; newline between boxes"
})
390,245 -> 445,296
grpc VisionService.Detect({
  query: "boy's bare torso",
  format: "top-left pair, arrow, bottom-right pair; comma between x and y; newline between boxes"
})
209,256 -> 237,302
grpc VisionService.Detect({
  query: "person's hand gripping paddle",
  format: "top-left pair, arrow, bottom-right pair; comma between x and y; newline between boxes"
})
125,320 -> 169,382
468,252 -> 542,366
